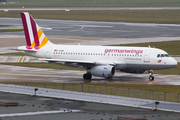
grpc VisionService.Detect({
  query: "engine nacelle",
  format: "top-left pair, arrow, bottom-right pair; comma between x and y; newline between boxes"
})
121,70 -> 146,74
90,65 -> 116,78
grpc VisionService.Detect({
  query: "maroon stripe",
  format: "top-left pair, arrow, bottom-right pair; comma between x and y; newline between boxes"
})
30,13 -> 39,47
21,12 -> 31,47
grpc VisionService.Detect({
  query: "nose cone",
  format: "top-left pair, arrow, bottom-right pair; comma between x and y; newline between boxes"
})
169,57 -> 177,68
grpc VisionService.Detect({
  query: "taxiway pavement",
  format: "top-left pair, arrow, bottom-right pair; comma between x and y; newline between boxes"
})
1,18 -> 180,46
0,64 -> 180,85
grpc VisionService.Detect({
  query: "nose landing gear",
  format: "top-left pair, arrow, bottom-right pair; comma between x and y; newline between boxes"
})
148,70 -> 154,81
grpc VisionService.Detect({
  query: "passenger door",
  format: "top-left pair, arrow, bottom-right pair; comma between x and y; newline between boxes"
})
144,50 -> 151,63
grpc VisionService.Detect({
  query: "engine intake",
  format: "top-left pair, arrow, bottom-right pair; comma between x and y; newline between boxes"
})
90,65 -> 116,78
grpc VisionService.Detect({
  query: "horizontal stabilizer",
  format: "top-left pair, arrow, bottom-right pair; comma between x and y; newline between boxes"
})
17,46 -> 38,52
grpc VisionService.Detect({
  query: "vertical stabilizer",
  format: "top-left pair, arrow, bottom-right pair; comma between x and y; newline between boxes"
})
21,12 -> 52,50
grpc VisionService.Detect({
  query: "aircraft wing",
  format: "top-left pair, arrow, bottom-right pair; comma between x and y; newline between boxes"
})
39,58 -> 125,67
39,58 -> 95,64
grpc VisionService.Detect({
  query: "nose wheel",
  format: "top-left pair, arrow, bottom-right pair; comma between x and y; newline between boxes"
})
149,75 -> 154,81
148,70 -> 154,81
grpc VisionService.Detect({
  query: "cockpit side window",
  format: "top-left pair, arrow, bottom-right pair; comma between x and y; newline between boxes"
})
157,54 -> 170,57
165,54 -> 170,57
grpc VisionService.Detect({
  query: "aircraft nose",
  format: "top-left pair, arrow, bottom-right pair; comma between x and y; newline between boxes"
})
170,57 -> 177,67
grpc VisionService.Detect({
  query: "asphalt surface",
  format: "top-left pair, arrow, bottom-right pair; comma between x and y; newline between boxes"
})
0,64 -> 180,85
1,17 -> 180,46
1,17 -> 180,39
0,88 -> 180,120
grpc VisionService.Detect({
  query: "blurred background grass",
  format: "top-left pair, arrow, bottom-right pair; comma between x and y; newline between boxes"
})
1,10 -> 180,24
1,0 -> 180,7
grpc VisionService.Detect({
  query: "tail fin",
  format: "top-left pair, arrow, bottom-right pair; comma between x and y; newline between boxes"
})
21,12 -> 52,50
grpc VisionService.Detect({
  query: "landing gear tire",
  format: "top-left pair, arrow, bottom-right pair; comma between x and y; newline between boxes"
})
149,75 -> 154,81
148,70 -> 154,81
83,73 -> 92,80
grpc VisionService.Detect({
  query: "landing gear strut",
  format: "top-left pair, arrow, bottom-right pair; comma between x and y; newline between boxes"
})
148,70 -> 154,81
83,73 -> 92,80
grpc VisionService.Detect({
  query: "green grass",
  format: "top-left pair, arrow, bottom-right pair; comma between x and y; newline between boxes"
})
0,25 -> 23,32
0,62 -> 83,70
1,10 -> 180,23
0,52 -> 26,56
1,82 -> 179,94
0,29 -> 23,32
1,0 -> 180,7
0,25 -> 9,27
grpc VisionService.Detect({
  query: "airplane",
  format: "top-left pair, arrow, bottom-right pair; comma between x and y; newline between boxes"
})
17,12 -> 177,81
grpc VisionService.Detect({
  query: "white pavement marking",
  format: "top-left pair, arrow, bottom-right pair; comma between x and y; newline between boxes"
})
0,35 -> 24,38
0,110 -> 80,117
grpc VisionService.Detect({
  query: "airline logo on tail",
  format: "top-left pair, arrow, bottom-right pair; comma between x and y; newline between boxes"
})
21,12 -> 49,50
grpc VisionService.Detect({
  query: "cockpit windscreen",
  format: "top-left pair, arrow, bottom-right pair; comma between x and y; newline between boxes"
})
157,54 -> 170,57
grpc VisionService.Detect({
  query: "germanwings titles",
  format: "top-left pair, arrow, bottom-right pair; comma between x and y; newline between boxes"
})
18,12 -> 177,81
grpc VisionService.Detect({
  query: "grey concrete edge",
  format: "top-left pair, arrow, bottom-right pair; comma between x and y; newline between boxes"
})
0,84 -> 180,113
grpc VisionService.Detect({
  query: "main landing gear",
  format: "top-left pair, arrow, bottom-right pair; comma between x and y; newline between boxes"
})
148,70 -> 154,81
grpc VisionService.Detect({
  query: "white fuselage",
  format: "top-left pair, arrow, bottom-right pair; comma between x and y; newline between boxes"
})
25,44 -> 177,71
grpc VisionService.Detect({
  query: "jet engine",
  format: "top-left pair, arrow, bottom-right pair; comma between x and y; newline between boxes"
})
90,65 -> 116,78
121,70 -> 146,74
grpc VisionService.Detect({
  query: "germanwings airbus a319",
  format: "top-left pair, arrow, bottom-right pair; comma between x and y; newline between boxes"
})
18,12 -> 177,81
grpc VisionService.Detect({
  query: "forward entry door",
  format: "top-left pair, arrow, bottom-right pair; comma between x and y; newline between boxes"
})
144,50 -> 151,63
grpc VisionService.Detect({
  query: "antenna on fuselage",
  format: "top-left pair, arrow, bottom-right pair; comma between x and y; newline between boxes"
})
148,45 -> 155,48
